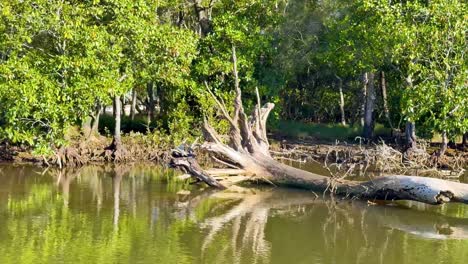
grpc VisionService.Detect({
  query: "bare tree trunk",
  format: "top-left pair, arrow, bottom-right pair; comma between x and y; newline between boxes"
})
106,74 -> 128,160
380,71 -> 393,129
360,73 -> 368,127
336,76 -> 346,126
112,98 -> 117,118
403,121 -> 417,160
176,10 -> 185,28
193,0 -> 213,37
120,95 -> 126,117
463,133 -> 468,149
91,103 -> 102,136
111,95 -> 122,150
405,121 -> 417,149
83,104 -> 101,138
146,82 -> 155,123
130,88 -> 137,120
81,116 -> 93,138
170,45 -> 468,206
363,72 -> 375,140
436,131 -> 448,157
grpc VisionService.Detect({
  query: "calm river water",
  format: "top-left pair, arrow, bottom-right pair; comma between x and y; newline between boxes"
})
0,163 -> 467,264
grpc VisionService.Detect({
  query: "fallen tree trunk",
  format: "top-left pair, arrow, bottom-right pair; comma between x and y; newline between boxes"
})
170,45 -> 468,206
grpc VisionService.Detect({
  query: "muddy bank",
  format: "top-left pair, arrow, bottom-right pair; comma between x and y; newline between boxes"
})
2,134 -> 467,181
0,134 -> 170,166
269,137 -> 468,179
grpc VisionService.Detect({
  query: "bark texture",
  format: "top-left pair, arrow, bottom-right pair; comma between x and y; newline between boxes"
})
380,71 -> 393,129
435,131 -> 448,158
363,72 -> 376,140
192,0 -> 214,37
81,116 -> 93,138
130,88 -> 137,120
360,73 -> 367,127
146,82 -> 156,122
405,121 -> 417,149
336,76 -> 346,126
463,133 -> 468,149
112,95 -> 122,149
106,95 -> 125,161
170,46 -> 468,206
91,102 -> 102,136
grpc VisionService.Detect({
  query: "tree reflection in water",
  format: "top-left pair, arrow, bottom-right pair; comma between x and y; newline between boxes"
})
0,164 -> 467,264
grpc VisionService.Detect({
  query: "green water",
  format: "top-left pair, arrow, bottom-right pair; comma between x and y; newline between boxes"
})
0,163 -> 467,264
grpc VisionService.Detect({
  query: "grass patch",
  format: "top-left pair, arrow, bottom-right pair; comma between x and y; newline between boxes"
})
99,114 -> 154,135
431,133 -> 463,144
273,120 -> 391,141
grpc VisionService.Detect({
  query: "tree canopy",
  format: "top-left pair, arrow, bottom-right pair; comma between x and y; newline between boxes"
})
0,0 -> 466,152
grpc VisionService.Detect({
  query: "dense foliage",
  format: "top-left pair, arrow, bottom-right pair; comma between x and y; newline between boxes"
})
0,0 -> 466,152
272,0 -> 467,141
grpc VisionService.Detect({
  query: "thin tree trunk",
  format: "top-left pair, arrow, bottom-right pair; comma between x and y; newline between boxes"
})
463,133 -> 468,149
111,95 -> 122,150
363,72 -> 376,140
193,0 -> 214,37
146,82 -> 155,123
403,75 -> 417,154
135,98 -> 144,114
337,77 -> 346,126
177,10 -> 185,28
83,106 -> 101,138
360,73 -> 368,127
130,88 -> 137,120
403,121 -> 417,161
380,71 -> 393,129
112,98 -> 117,118
107,74 -> 128,160
405,121 -> 417,149
81,116 -> 93,138
121,95 -> 126,117
436,131 -> 448,157
91,103 -> 102,136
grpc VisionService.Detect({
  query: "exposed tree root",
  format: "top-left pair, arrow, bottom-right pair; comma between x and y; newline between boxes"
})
170,45 -> 468,206
5,134 -> 168,167
273,139 -> 466,178
170,147 -> 226,189
52,147 -> 86,168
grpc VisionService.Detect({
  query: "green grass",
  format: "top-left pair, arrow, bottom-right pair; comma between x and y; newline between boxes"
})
273,120 -> 391,141
431,133 -> 463,144
99,114 -> 154,135
98,114 -> 394,143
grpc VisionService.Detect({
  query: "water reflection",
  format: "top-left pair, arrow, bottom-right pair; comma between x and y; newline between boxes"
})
0,164 -> 467,264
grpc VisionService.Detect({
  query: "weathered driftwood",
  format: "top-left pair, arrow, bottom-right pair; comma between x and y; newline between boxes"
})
170,45 -> 468,206
170,150 -> 225,189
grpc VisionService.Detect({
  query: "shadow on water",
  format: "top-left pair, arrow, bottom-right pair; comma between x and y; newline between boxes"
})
0,163 -> 467,264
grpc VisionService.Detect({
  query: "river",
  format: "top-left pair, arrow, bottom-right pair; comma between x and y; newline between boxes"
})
0,163 -> 467,264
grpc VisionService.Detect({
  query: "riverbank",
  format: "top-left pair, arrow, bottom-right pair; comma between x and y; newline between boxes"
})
1,131 -> 466,179
270,135 -> 468,179
0,132 -> 171,166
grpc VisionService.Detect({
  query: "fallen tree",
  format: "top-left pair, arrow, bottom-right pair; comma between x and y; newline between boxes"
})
170,46 -> 468,206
